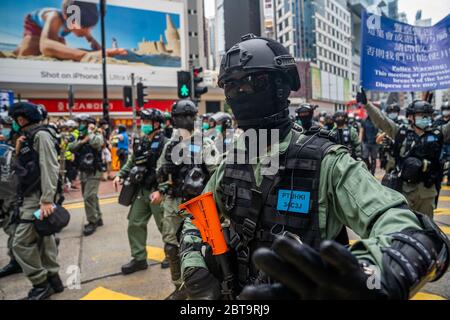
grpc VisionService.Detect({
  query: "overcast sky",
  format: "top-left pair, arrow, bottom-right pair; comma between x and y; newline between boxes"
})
204,0 -> 450,24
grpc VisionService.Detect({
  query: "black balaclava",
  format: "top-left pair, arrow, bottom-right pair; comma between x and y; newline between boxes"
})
298,114 -> 313,130
225,72 -> 292,140
173,115 -> 195,132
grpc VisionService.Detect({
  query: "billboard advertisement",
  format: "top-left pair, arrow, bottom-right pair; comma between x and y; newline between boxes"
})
0,0 -> 186,87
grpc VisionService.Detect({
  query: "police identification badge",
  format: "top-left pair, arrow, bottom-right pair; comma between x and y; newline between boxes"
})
276,189 -> 310,214
151,142 -> 160,149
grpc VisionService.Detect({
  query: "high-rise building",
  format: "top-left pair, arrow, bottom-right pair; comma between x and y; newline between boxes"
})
215,0 -> 262,67
262,0 -> 276,39
274,0 -> 353,111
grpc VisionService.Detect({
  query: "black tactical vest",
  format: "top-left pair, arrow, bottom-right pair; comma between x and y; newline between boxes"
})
16,126 -> 60,196
132,132 -> 166,189
77,136 -> 103,174
220,128 -> 348,286
336,127 -> 351,146
165,133 -> 209,200
394,125 -> 443,187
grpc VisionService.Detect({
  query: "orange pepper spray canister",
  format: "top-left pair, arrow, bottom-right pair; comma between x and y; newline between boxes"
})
178,192 -> 228,256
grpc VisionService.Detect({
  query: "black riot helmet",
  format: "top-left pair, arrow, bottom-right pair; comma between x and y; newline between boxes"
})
218,34 -> 300,134
441,101 -> 450,111
9,102 -> 45,124
75,114 -> 96,125
210,112 -> 233,129
406,100 -> 434,117
386,103 -> 400,114
140,108 -> 164,123
171,99 -> 198,131
333,111 -> 348,127
295,104 -> 316,130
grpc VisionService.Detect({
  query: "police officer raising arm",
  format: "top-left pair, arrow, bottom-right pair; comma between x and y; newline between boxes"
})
69,115 -> 104,236
359,89 -> 450,218
179,35 -> 449,300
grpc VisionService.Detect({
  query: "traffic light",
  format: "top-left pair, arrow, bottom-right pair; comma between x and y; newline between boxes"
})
136,82 -> 148,108
177,71 -> 192,99
123,86 -> 133,107
193,67 -> 208,99
68,85 -> 74,108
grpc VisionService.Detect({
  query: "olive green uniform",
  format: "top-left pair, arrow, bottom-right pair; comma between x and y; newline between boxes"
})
117,134 -> 166,262
364,102 -> 450,217
157,129 -> 220,285
180,129 -> 423,283
12,125 -> 60,286
69,132 -> 104,224
1,197 -> 16,259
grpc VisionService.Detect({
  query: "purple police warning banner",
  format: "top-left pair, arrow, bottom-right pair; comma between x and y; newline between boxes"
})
361,11 -> 450,92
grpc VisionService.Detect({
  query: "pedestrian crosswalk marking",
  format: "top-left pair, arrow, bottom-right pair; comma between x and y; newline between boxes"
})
411,292 -> 446,300
64,197 -> 118,210
438,196 -> 450,202
434,208 -> 450,216
147,246 -> 165,262
440,186 -> 450,191
81,286 -> 141,300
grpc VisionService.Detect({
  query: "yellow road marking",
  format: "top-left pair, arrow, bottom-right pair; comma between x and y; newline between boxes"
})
349,240 -> 357,245
441,186 -> 450,191
81,287 -> 141,300
434,208 -> 450,216
64,197 -> 118,210
438,196 -> 450,202
411,292 -> 446,300
147,246 -> 165,262
438,226 -> 450,235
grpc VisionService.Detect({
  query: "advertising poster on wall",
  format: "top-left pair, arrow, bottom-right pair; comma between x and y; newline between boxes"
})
0,0 -> 186,87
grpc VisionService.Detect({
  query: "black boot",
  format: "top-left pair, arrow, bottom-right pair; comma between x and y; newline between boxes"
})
48,273 -> 64,293
0,258 -> 22,278
26,281 -> 54,300
83,222 -> 97,236
161,257 -> 169,269
121,259 -> 148,275
165,285 -> 188,300
97,218 -> 104,227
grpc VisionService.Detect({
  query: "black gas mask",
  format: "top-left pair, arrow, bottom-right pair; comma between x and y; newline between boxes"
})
224,72 -> 292,138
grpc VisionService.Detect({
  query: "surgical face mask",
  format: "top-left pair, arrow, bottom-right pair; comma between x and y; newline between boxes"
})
215,125 -> 223,133
414,116 -> 432,130
443,110 -> 450,117
387,113 -> 398,120
79,124 -> 87,131
12,121 -> 21,132
202,122 -> 210,131
1,127 -> 11,137
141,124 -> 153,135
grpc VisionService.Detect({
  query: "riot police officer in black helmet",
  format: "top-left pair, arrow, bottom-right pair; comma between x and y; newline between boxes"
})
209,111 -> 235,154
362,90 -> 450,218
295,103 -> 318,131
69,114 -> 105,236
385,103 -> 401,122
114,108 -> 167,274
179,35 -> 450,301
151,99 -> 220,300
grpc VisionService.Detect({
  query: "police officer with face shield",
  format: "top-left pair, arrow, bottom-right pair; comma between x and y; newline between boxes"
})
113,109 -> 167,274
362,90 -> 450,218
150,99 -> 220,300
69,114 -> 104,236
179,34 -> 449,300
295,104 -> 318,131
8,102 -> 63,300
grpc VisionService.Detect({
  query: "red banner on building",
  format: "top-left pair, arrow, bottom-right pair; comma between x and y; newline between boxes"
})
29,99 -> 175,114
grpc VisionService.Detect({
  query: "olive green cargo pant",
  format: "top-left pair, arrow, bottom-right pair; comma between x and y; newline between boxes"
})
127,188 -> 163,261
12,191 -> 59,286
80,171 -> 102,224
402,182 -> 436,218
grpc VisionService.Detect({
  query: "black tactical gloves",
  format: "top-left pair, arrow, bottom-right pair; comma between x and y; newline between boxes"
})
184,267 -> 221,300
239,234 -> 387,300
356,87 -> 368,105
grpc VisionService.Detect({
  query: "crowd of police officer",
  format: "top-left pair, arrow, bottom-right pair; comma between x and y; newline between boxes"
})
1,33 -> 450,301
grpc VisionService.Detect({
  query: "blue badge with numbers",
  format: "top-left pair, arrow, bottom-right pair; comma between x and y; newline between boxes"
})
276,189 -> 310,214
189,144 -> 201,153
151,142 -> 159,149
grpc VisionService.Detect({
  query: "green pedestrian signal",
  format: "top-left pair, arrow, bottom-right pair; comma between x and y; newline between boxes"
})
177,71 -> 192,99
180,84 -> 190,97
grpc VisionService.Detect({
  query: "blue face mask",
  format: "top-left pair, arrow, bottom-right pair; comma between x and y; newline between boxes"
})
1,128 -> 11,137
202,123 -> 210,131
415,116 -> 432,130
387,113 -> 398,120
141,124 -> 153,135
12,121 -> 20,133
